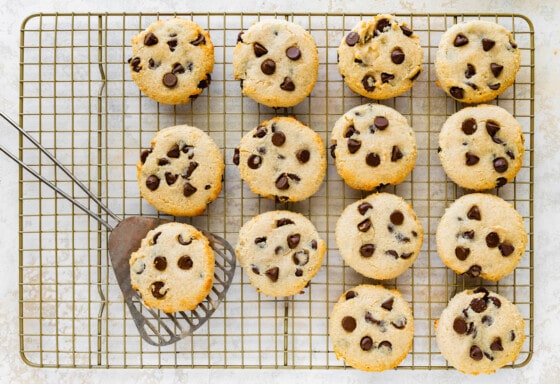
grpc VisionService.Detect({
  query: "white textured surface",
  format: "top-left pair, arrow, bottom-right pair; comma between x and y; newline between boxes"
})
0,0 -> 559,383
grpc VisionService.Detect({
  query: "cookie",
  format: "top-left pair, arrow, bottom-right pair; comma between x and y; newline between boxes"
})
337,14 -> 423,99
235,210 -> 326,297
233,19 -> 319,108
130,222 -> 215,313
329,285 -> 414,372
435,288 -> 525,375
335,192 -> 424,280
129,17 -> 214,104
137,125 -> 224,216
436,193 -> 527,281
435,20 -> 520,103
438,104 -> 525,190
330,103 -> 417,191
234,117 -> 326,202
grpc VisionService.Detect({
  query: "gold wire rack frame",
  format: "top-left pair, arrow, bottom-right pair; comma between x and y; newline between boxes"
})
17,12 -> 534,369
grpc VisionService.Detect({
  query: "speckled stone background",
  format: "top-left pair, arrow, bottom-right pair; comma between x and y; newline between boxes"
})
0,0 -> 558,383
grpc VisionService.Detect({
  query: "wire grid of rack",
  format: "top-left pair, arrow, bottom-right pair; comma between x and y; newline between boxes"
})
17,12 -> 534,369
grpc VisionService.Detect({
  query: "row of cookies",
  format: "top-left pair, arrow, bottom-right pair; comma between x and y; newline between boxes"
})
128,15 -> 521,107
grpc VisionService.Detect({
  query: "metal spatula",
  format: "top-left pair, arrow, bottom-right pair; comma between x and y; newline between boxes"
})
0,112 -> 236,346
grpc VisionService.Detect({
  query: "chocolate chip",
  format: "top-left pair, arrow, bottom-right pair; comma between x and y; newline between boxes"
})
489,83 -> 501,90
510,330 -> 516,341
272,131 -> 286,146
274,246 -> 283,255
360,336 -> 374,351
385,250 -> 399,259
400,25 -> 413,36
197,74 -> 211,89
465,63 -> 476,79
391,317 -> 407,329
466,82 -> 478,90
376,18 -> 391,33
352,204 -> 371,218
391,48 -> 405,64
261,59 -> 276,75
153,256 -> 167,271
158,158 -> 170,166
144,32 -> 158,46
347,139 -> 361,154
293,149 -> 311,164
491,63 -> 504,77
172,63 -> 185,74
410,69 -> 421,81
490,337 -> 504,351
454,33 -> 469,47
466,321 -> 476,336
474,287 -> 489,296
280,77 -> 295,91
182,162 -> 198,179
365,152 -> 381,167
362,75 -> 375,92
462,118 -> 477,135
236,31 -> 244,43
360,244 -> 375,257
165,172 -> 177,185
489,297 -> 502,308
481,315 -> 493,326
496,177 -> 507,187
167,39 -> 177,52
251,265 -> 259,274
466,264 -> 482,277
467,205 -> 481,220
465,152 -> 480,166
462,230 -> 475,240
499,242 -> 515,256
247,154 -> 262,169
470,345 -> 483,360
381,297 -> 394,311
485,122 -> 500,139
253,42 -> 268,57
286,46 -> 301,60
345,291 -> 357,300
453,317 -> 468,334
177,234 -> 192,246
381,72 -> 395,83
372,117 -> 389,131
344,125 -> 358,138
346,32 -> 360,46
190,33 -> 205,46
165,144 -> 179,159
482,38 -> 496,51
341,316 -> 357,332
455,246 -> 470,261
140,149 -> 152,164
151,281 -> 167,299
275,218 -> 294,228
233,148 -> 240,165
377,341 -> 391,351
146,175 -> 160,191
151,231 -> 162,245
358,218 -> 372,232
295,268 -> 303,277
330,144 -> 337,159
364,312 -> 381,325
287,234 -> 301,249
183,182 -> 197,197
162,73 -> 177,88
265,267 -> 279,282
253,126 -> 268,139
178,255 -> 193,270
450,86 -> 464,99
254,237 -> 267,247
390,210 -> 404,225
292,250 -> 309,266
470,298 -> 487,313
130,56 -> 141,71
400,252 -> 413,259
391,146 -> 403,162
493,157 -> 508,173
311,240 -> 318,250
274,174 -> 289,190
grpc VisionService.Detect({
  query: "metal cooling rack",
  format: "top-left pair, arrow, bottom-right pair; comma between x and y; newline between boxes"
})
17,12 -> 534,369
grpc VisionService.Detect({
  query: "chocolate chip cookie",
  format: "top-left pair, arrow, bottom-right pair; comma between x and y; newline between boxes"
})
337,14 -> 423,99
128,17 -> 214,104
436,193 -> 527,281
330,103 -> 417,191
335,192 -> 424,280
233,19 -> 319,108
235,210 -> 326,297
435,288 -> 525,375
438,104 -> 525,190
329,285 -> 414,372
130,222 -> 214,313
435,20 -> 520,103
137,125 -> 224,216
234,117 -> 326,202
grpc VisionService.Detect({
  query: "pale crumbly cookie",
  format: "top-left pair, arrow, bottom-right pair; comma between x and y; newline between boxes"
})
235,210 -> 326,297
337,14 -> 423,99
435,20 -> 520,103
137,125 -> 224,216
233,19 -> 319,108
335,192 -> 424,280
438,104 -> 525,190
234,117 -> 326,202
129,17 -> 214,104
330,103 -> 417,191
436,193 -> 527,281
130,222 -> 215,313
329,285 -> 414,372
435,288 -> 526,375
